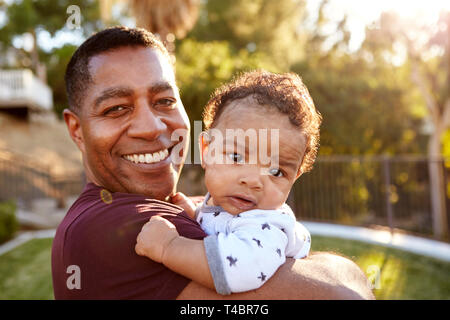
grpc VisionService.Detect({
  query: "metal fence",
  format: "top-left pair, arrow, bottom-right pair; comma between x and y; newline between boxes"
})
0,152 -> 84,208
288,155 -> 450,242
1,152 -> 449,241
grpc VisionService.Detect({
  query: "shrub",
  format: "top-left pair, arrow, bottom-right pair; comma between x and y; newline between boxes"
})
0,200 -> 18,244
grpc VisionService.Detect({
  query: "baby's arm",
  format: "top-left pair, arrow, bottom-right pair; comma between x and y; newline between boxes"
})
135,216 -> 215,290
135,214 -> 298,295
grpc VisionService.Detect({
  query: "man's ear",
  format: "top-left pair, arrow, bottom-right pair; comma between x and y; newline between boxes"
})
63,109 -> 85,153
198,131 -> 210,169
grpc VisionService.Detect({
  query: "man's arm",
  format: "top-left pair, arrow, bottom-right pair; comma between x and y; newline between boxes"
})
176,252 -> 375,300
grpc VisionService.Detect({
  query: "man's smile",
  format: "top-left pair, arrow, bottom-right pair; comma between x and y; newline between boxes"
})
122,148 -> 170,164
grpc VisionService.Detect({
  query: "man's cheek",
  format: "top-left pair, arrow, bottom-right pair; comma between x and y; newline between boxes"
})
88,126 -> 117,153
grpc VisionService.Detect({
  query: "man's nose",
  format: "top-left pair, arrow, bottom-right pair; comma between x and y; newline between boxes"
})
239,168 -> 263,191
128,100 -> 167,140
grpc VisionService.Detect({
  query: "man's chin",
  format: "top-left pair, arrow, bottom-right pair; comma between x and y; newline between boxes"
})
122,176 -> 176,200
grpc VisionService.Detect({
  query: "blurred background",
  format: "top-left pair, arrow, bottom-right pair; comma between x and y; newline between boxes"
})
0,0 -> 449,299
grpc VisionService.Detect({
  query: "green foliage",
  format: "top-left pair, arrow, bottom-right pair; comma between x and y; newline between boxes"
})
361,10 -> 450,157
0,0 -> 103,117
43,44 -> 78,117
176,39 -> 279,125
0,0 -> 100,44
189,0 -> 306,70
293,56 -> 426,156
0,200 -> 18,244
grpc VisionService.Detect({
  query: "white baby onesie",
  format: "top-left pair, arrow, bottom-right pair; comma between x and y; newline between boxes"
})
196,193 -> 311,295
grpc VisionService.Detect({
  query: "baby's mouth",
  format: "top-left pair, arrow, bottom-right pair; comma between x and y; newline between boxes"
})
227,195 -> 257,211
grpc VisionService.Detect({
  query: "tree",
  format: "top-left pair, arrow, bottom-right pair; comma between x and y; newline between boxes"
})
175,38 -> 279,140
362,11 -> 450,238
128,0 -> 199,54
189,0 -> 307,71
288,1 -> 430,229
43,44 -> 79,116
292,2 -> 425,157
0,0 -> 101,81
0,0 -> 103,116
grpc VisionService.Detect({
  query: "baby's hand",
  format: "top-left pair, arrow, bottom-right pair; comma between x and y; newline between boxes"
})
170,192 -> 197,219
135,216 -> 179,263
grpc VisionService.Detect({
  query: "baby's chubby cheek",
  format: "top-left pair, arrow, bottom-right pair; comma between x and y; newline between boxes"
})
264,190 -> 290,209
203,166 -> 227,197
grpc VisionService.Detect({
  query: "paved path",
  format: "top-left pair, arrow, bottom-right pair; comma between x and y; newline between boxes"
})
304,222 -> 450,262
1,223 -> 449,262
0,229 -> 56,256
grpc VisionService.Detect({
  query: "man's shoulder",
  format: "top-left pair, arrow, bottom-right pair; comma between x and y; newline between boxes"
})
56,184 -> 206,246
51,185 -> 205,299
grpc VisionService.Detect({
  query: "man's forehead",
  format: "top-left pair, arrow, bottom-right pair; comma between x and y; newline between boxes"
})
87,46 -> 175,83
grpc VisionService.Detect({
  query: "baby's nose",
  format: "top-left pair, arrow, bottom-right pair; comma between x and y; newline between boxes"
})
239,172 -> 263,190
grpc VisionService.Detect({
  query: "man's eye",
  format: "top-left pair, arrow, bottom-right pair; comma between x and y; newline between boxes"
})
104,105 -> 126,115
155,98 -> 176,108
227,153 -> 244,164
269,168 -> 283,177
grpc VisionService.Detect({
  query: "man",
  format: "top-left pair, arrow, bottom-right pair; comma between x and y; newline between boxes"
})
52,26 -> 374,300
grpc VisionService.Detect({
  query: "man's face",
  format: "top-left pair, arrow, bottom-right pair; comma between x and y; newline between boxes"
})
68,46 -> 189,200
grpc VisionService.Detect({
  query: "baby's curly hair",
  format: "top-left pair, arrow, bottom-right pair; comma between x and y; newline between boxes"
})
202,70 -> 322,173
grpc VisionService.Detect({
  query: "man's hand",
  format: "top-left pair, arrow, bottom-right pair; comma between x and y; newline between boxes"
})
135,216 -> 180,263
170,192 -> 197,219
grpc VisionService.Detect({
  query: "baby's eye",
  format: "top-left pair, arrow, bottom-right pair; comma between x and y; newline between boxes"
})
227,153 -> 244,164
269,168 -> 283,177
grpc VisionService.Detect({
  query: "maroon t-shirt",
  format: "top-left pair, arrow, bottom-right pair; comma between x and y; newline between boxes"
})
51,183 -> 207,299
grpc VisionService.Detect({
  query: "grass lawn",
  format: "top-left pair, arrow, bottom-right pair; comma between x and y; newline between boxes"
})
0,238 -> 53,299
0,235 -> 449,299
312,236 -> 450,300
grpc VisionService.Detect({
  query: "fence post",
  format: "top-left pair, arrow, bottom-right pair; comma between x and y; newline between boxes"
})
383,156 -> 394,234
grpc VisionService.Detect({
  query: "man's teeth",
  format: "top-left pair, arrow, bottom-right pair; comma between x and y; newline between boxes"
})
124,149 -> 169,164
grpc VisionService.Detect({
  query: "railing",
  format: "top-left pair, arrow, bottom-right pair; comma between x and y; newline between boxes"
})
1,152 -> 449,242
0,151 -> 84,207
288,155 -> 450,242
179,155 -> 450,242
0,69 -> 53,111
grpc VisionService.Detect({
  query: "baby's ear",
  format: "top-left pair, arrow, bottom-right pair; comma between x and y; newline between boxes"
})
198,131 -> 210,168
295,168 -> 303,180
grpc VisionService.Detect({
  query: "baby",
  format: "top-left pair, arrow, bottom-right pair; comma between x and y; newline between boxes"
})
135,70 -> 322,295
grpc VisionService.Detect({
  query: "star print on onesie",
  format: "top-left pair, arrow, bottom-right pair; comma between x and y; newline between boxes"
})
195,193 -> 311,295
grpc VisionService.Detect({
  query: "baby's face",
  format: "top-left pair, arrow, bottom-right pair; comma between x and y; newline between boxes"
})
202,98 -> 306,215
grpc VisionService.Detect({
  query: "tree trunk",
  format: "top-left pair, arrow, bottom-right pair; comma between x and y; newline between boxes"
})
30,29 -> 46,83
410,58 -> 449,239
428,126 -> 448,239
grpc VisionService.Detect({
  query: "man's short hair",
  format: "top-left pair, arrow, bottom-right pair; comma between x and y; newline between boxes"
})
202,70 -> 322,173
65,26 -> 171,114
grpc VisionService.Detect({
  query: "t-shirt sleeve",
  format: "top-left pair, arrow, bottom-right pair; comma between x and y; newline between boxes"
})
61,201 -> 206,300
